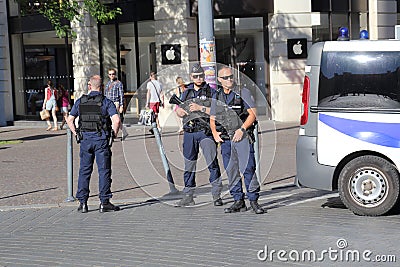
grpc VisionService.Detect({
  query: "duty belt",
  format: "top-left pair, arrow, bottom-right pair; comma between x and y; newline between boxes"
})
183,125 -> 204,133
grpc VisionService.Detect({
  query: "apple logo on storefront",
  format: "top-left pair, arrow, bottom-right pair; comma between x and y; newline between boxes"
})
287,38 -> 307,59
293,41 -> 302,55
166,47 -> 175,61
161,44 -> 181,65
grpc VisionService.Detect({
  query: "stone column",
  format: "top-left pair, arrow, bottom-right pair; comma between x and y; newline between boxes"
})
153,0 -> 198,126
268,0 -> 311,122
369,0 -> 397,40
0,0 -> 13,126
71,1 -> 101,100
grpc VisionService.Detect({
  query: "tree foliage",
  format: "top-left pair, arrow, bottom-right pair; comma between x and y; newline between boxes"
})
15,0 -> 122,38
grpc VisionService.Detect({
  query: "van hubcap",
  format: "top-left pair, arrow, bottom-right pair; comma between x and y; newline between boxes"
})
350,168 -> 387,206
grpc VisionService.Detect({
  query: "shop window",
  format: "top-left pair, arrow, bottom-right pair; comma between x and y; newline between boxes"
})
311,0 -> 368,42
312,13 -> 330,42
11,31 -> 72,118
397,0 -> 400,25
332,13 -> 349,38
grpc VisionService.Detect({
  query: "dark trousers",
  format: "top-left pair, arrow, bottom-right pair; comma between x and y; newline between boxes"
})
76,138 -> 112,203
220,137 -> 260,201
182,131 -> 222,196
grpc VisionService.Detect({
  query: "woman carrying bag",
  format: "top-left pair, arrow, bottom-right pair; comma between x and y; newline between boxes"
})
42,80 -> 58,131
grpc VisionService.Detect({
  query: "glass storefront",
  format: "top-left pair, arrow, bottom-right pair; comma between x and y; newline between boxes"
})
11,31 -> 73,119
100,20 -> 155,114
214,17 -> 267,114
311,0 -> 369,42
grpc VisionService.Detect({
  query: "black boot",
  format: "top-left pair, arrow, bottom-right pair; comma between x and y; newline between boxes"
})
213,195 -> 223,206
250,200 -> 265,214
174,194 -> 195,207
99,201 -> 120,213
77,202 -> 88,213
224,199 -> 247,213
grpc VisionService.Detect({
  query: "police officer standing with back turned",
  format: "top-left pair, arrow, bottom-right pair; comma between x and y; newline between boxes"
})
66,75 -> 121,213
174,63 -> 223,207
210,66 -> 265,214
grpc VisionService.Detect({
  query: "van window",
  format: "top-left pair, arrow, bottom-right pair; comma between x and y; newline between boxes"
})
318,51 -> 400,108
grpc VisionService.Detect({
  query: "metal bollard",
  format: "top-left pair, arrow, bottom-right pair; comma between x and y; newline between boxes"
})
253,123 -> 261,184
66,128 -> 76,202
152,122 -> 179,194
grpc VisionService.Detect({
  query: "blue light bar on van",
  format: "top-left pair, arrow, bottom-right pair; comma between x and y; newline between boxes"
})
337,27 -> 349,41
360,30 -> 369,39
319,113 -> 400,148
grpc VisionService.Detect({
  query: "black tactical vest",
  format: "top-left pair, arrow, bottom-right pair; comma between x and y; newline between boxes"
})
78,94 -> 111,134
181,82 -> 212,130
215,88 -> 249,135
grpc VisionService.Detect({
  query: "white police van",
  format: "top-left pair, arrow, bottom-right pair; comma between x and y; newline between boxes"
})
296,40 -> 400,216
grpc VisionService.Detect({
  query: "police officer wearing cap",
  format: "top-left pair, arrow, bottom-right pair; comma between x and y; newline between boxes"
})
210,66 -> 265,214
174,63 -> 223,207
66,75 -> 121,213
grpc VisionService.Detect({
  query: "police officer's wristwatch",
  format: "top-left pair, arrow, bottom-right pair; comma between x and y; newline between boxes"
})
201,106 -> 207,113
240,127 -> 246,133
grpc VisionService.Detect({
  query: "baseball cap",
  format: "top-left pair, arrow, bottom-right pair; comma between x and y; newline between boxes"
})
191,63 -> 204,74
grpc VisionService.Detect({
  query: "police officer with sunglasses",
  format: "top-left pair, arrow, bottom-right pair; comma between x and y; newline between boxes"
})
174,63 -> 223,207
210,66 -> 265,214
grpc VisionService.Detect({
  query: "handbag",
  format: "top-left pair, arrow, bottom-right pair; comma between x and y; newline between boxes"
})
40,109 -> 50,120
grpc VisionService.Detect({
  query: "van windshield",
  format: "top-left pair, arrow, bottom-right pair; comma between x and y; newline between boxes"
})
318,51 -> 400,108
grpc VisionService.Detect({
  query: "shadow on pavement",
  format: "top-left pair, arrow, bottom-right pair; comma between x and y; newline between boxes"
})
263,175 -> 295,185
20,133 -> 65,141
88,182 -> 160,199
257,185 -> 332,210
0,129 -> 25,134
118,198 -> 161,211
321,196 -> 400,216
0,187 -> 58,200
321,196 -> 347,209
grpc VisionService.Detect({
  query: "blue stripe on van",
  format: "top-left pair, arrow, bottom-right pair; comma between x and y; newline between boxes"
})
319,113 -> 400,148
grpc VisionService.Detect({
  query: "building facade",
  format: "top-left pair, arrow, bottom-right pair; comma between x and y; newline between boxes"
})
0,0 -> 399,126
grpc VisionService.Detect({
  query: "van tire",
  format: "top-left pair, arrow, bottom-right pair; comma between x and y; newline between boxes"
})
338,155 -> 400,216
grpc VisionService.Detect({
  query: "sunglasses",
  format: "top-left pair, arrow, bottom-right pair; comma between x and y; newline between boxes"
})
192,74 -> 205,79
108,73 -> 116,76
219,74 -> 234,80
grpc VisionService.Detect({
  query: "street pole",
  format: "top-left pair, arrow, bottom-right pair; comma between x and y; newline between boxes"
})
66,128 -> 75,202
151,122 -> 179,194
198,0 -> 217,88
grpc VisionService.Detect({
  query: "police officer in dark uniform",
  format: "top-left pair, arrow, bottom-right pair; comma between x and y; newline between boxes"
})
174,63 -> 223,207
210,66 -> 265,214
66,75 -> 121,213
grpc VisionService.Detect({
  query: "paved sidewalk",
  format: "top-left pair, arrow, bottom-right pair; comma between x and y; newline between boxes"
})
0,119 -> 298,208
1,120 -> 399,267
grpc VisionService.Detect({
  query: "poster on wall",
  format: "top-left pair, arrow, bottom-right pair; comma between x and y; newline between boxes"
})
161,44 -> 181,65
199,39 -> 217,89
200,41 -> 216,64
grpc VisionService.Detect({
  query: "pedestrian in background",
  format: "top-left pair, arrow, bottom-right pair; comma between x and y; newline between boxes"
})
105,68 -> 128,140
58,84 -> 69,130
174,63 -> 223,207
174,76 -> 186,134
42,80 -> 58,131
210,66 -> 265,214
66,75 -> 121,213
146,71 -> 164,133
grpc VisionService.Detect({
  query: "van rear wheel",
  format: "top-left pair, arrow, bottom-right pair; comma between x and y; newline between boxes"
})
338,155 -> 400,216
